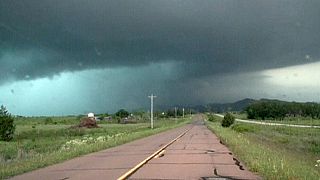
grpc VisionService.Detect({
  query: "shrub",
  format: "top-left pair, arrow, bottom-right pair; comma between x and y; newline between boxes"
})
0,105 -> 15,141
115,109 -> 130,119
44,117 -> 53,124
208,114 -> 217,122
221,112 -> 235,127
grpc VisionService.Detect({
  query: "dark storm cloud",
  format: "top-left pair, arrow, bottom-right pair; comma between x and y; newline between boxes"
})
1,0 -> 320,84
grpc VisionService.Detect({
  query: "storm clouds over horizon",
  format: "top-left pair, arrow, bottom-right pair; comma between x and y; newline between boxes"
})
1,0 -> 320,115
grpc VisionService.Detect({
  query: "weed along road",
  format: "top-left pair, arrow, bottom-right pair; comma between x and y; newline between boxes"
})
11,115 -> 260,180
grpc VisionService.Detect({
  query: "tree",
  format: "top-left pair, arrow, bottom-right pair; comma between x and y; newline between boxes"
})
0,105 -> 15,141
221,112 -> 235,127
245,100 -> 320,120
166,109 -> 175,117
115,109 -> 129,118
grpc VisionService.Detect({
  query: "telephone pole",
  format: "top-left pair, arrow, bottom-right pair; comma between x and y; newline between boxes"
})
174,107 -> 177,118
148,94 -> 157,129
183,108 -> 185,118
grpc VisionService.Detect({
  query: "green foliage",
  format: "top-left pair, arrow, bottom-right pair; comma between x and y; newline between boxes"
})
207,114 -> 217,122
231,123 -> 255,133
246,100 -> 320,120
115,109 -> 130,118
0,105 -> 15,141
14,116 -> 79,126
44,117 -> 53,125
161,108 -> 191,118
76,115 -> 84,120
221,112 -> 235,127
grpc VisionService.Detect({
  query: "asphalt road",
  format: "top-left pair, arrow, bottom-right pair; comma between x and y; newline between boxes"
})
11,115 -> 260,180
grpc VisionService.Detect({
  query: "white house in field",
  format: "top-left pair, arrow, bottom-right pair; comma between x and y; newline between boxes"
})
87,113 -> 95,118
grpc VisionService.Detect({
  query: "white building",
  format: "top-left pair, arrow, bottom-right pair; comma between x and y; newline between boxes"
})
88,113 -> 95,118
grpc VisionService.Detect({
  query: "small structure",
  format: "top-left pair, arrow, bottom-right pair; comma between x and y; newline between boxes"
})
95,117 -> 102,121
88,113 -> 95,118
121,116 -> 137,124
104,116 -> 112,121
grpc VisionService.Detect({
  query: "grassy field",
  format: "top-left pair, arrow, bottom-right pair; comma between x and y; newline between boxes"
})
0,116 -> 192,179
228,112 -> 320,126
206,114 -> 320,180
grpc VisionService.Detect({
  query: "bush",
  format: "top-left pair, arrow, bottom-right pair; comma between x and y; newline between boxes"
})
44,117 -> 53,124
0,105 -> 15,141
221,112 -> 235,127
207,114 -> 217,122
115,109 -> 130,118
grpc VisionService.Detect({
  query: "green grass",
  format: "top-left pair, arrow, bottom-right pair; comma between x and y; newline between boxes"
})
263,118 -> 320,126
230,112 -> 320,126
14,116 -> 81,125
227,112 -> 248,120
0,116 -> 192,179
206,115 -> 320,180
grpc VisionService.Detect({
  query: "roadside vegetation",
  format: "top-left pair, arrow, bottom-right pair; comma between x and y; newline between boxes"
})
221,112 -> 235,127
0,110 -> 191,179
0,106 -> 15,141
219,99 -> 320,126
228,111 -> 320,126
246,100 -> 320,120
206,114 -> 320,179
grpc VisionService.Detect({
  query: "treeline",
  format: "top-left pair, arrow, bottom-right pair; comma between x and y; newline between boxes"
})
246,100 -> 320,120
155,108 -> 194,118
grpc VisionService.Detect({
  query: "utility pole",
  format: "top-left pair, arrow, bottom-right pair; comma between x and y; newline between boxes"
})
183,108 -> 185,118
148,94 -> 157,129
174,107 -> 177,118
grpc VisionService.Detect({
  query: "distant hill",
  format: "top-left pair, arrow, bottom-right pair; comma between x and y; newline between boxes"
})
189,98 -> 257,113
157,98 -> 319,114
206,98 -> 257,112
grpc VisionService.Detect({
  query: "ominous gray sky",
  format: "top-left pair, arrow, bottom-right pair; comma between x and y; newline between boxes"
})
1,0 -> 320,115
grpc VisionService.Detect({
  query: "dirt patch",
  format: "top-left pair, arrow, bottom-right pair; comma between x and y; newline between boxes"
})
72,117 -> 99,128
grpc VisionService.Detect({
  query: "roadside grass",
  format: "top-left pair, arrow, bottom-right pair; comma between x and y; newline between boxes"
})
206,115 -> 320,180
0,117 -> 191,179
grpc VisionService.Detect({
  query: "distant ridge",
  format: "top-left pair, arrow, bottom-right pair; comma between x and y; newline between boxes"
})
206,98 -> 256,112
190,98 -> 320,113
164,98 -> 257,113
159,98 -> 320,113
178,98 -> 257,113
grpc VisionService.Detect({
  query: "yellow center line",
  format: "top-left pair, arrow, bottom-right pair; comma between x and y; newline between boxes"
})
117,127 -> 192,180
